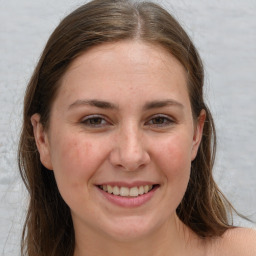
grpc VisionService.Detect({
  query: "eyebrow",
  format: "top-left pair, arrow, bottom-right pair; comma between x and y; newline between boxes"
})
143,99 -> 184,110
68,99 -> 184,110
68,99 -> 118,110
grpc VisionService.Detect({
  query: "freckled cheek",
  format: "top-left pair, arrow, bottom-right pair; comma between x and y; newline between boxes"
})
153,136 -> 192,179
51,136 -> 98,184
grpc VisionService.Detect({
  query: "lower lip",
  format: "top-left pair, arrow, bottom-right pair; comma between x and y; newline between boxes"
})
97,186 -> 159,208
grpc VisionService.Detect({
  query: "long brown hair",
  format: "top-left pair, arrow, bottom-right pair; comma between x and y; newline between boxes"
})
18,0 -> 236,255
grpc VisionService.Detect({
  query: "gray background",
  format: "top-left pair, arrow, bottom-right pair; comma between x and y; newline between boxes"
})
1,0 -> 256,255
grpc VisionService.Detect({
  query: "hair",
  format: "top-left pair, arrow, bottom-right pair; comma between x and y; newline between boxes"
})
18,0 -> 237,255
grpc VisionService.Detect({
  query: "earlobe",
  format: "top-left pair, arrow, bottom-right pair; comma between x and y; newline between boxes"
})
31,114 -> 53,170
191,109 -> 206,161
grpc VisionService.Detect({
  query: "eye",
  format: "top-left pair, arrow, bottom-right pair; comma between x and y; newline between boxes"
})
145,115 -> 174,127
81,115 -> 109,128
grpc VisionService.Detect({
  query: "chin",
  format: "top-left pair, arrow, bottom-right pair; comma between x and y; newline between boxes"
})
101,215 -> 166,242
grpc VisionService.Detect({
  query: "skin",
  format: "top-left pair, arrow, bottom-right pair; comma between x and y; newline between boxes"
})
31,41 -> 256,256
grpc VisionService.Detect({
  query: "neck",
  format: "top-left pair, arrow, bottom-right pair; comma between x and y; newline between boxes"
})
73,215 -> 205,256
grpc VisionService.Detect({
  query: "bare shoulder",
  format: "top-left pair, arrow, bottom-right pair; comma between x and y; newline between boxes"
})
209,227 -> 256,256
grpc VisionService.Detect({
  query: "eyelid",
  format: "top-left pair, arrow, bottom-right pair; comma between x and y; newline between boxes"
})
149,113 -> 173,119
145,114 -> 175,127
79,113 -> 175,128
81,114 -> 104,121
80,114 -> 111,127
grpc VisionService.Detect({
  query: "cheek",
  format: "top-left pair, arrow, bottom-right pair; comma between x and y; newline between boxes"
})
49,134 -> 102,191
49,133 -> 110,211
153,133 -> 192,181
150,134 -> 193,217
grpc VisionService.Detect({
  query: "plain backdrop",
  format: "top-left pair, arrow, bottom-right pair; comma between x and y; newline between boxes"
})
0,0 -> 256,255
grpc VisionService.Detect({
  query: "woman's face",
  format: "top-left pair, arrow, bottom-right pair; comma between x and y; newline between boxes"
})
32,41 -> 204,241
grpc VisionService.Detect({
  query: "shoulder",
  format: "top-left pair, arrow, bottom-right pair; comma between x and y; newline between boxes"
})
209,227 -> 256,256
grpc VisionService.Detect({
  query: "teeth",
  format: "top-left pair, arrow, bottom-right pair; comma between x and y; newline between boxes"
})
130,187 -> 139,197
99,184 -> 154,197
113,186 -> 119,195
107,185 -> 113,194
120,187 -> 129,196
138,185 -> 144,195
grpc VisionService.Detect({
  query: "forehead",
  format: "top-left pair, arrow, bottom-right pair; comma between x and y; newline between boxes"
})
55,40 -> 189,109
65,40 -> 186,79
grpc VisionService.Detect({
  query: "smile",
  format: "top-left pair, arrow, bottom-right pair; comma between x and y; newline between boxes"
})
98,184 -> 154,197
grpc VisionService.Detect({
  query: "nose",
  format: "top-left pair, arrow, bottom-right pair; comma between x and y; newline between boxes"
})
109,124 -> 150,171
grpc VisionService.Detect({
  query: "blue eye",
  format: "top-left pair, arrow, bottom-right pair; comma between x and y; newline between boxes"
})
81,115 -> 108,127
146,115 -> 174,127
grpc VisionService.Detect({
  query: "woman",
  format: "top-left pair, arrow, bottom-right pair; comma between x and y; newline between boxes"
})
18,0 -> 256,255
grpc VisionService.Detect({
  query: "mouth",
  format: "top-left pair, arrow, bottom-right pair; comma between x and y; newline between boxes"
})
97,184 -> 158,197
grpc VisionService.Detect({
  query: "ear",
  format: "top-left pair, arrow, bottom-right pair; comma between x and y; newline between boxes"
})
31,114 -> 53,170
191,109 -> 206,161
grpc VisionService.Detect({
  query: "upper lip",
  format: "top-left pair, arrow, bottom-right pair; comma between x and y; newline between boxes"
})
96,181 -> 158,188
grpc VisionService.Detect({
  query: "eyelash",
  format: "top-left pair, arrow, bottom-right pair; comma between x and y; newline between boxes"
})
145,115 -> 174,128
80,114 -> 174,128
81,115 -> 109,127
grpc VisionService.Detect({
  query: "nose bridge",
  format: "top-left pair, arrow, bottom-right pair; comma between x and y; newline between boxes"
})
121,123 -> 141,156
110,121 -> 149,171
